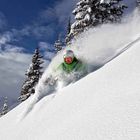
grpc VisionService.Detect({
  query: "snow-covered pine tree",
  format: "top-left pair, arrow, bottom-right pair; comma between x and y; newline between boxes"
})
65,18 -> 72,45
67,17 -> 71,35
136,0 -> 140,7
96,0 -> 127,24
19,47 -> 44,102
0,97 -> 8,116
67,0 -> 127,42
68,0 -> 94,40
54,35 -> 63,53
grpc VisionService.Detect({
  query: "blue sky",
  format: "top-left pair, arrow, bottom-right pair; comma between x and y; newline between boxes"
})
0,0 -> 49,27
0,0 -> 78,53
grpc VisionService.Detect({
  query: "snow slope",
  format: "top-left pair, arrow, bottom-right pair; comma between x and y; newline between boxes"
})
0,26 -> 140,140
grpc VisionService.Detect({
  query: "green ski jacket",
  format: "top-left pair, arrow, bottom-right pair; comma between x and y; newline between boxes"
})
57,57 -> 86,74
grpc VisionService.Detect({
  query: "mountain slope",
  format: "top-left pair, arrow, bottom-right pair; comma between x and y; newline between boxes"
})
0,34 -> 140,140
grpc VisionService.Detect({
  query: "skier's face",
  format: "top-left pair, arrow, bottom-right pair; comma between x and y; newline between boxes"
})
64,57 -> 73,64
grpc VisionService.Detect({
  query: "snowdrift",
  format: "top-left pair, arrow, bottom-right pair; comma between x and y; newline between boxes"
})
0,26 -> 140,140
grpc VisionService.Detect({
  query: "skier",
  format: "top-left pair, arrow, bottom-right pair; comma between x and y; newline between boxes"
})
57,50 -> 86,74
45,50 -> 87,86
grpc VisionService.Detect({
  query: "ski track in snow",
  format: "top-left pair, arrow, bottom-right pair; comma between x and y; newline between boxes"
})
20,10 -> 140,120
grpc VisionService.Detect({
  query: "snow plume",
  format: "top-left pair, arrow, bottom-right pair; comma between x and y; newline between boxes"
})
21,10 -> 140,119
70,10 -> 140,72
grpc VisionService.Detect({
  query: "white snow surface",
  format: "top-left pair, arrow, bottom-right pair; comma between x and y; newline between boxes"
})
0,30 -> 140,140
0,10 -> 140,140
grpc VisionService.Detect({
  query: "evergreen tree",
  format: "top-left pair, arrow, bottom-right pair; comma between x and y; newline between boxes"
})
67,0 -> 127,41
95,0 -> 127,24
69,0 -> 93,39
0,97 -> 8,116
19,47 -> 44,102
54,35 -> 63,53
67,17 -> 71,35
136,0 -> 140,7
65,17 -> 72,45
